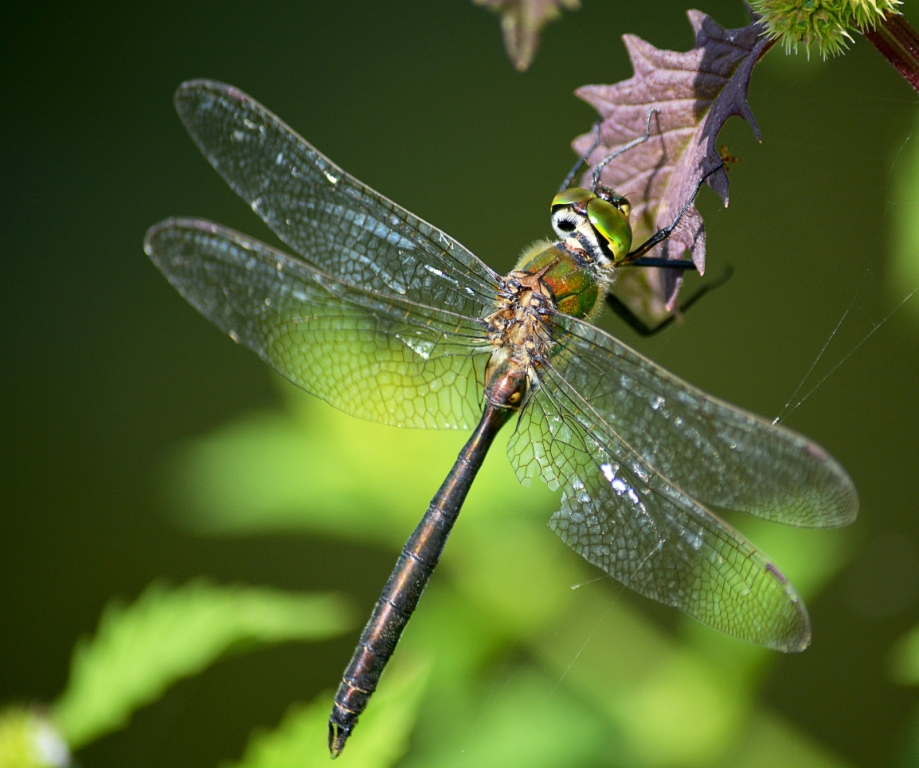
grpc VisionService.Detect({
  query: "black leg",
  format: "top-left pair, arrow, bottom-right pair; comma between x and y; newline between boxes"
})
605,265 -> 734,336
624,162 -> 723,262
626,257 -> 695,270
558,109 -> 660,194
558,120 -> 602,194
589,109 -> 658,191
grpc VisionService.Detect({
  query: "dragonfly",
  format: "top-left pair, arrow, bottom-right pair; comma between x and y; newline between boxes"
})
145,80 -> 858,757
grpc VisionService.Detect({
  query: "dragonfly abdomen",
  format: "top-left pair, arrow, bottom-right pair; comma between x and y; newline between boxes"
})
329,546 -> 437,747
328,402 -> 516,757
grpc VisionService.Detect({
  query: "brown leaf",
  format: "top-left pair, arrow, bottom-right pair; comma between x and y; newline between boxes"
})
474,0 -> 580,71
573,10 -> 771,322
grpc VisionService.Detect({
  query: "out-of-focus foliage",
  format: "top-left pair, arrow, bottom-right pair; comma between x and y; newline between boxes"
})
888,620 -> 919,764
0,580 -> 434,768
889,623 -> 919,685
891,128 -> 919,319
162,385 -> 559,548
473,0 -> 580,71
3,0 -> 917,765
51,582 -> 354,750
571,12 -> 769,324
231,660 -> 429,768
0,708 -> 69,768
752,0 -> 902,57
161,384 -> 855,767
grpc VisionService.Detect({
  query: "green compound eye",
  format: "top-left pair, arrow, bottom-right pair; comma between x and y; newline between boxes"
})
587,196 -> 632,262
551,187 -> 595,209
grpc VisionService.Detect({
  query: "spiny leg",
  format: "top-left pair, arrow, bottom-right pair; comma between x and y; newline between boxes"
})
558,119 -> 601,194
558,109 -> 659,194
589,108 -> 658,191
622,162 -> 724,263
606,265 -> 734,336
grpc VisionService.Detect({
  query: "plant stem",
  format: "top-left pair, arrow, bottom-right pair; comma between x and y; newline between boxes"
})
862,12 -> 919,93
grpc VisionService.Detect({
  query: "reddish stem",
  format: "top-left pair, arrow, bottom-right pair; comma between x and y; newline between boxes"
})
862,12 -> 919,93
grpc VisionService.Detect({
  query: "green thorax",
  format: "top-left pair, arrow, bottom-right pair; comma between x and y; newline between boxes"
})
514,242 -> 602,320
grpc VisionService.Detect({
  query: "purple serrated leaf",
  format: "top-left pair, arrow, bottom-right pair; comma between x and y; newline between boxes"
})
572,9 -> 771,319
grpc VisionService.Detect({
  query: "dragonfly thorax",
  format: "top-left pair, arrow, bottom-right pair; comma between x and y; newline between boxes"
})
483,263 -> 559,407
484,241 -> 607,411
550,186 -> 633,268
512,242 -> 604,319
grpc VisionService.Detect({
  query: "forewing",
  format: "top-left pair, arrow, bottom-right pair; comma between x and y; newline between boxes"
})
509,373 -> 811,651
538,315 -> 858,528
145,218 -> 487,430
172,80 -> 499,317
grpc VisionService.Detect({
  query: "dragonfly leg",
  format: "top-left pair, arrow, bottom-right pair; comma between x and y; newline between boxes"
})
558,109 -> 660,194
558,119 -> 602,194
606,265 -> 734,336
623,161 -> 724,263
589,109 -> 658,192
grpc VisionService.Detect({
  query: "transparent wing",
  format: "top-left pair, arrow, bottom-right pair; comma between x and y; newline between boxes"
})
539,314 -> 858,527
511,395 -> 810,649
507,315 -> 857,649
145,218 -> 489,430
172,80 -> 499,317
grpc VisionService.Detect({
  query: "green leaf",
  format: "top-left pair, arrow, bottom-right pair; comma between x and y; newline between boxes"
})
52,581 -> 354,749
531,584 -> 853,768
889,624 -> 919,685
532,586 -> 747,766
231,659 -> 429,768
400,668 -> 610,768
0,707 -> 69,768
714,709 -> 854,768
162,405 -> 446,546
163,387 -> 556,550
891,119 -> 919,320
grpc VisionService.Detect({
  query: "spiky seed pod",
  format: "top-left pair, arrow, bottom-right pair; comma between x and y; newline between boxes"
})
752,0 -> 902,57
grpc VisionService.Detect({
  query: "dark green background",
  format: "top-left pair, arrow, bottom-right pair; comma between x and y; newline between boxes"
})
3,1 -> 919,766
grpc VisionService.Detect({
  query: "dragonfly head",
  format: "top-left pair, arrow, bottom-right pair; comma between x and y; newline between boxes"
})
551,187 -> 633,268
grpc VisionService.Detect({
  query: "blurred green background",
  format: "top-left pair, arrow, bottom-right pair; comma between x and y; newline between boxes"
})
3,1 -> 919,766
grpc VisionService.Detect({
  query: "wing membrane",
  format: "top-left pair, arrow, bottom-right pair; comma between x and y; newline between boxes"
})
507,314 -> 857,648
541,314 -> 857,527
145,218 -> 488,430
510,366 -> 810,650
150,80 -> 858,650
172,80 -> 499,318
